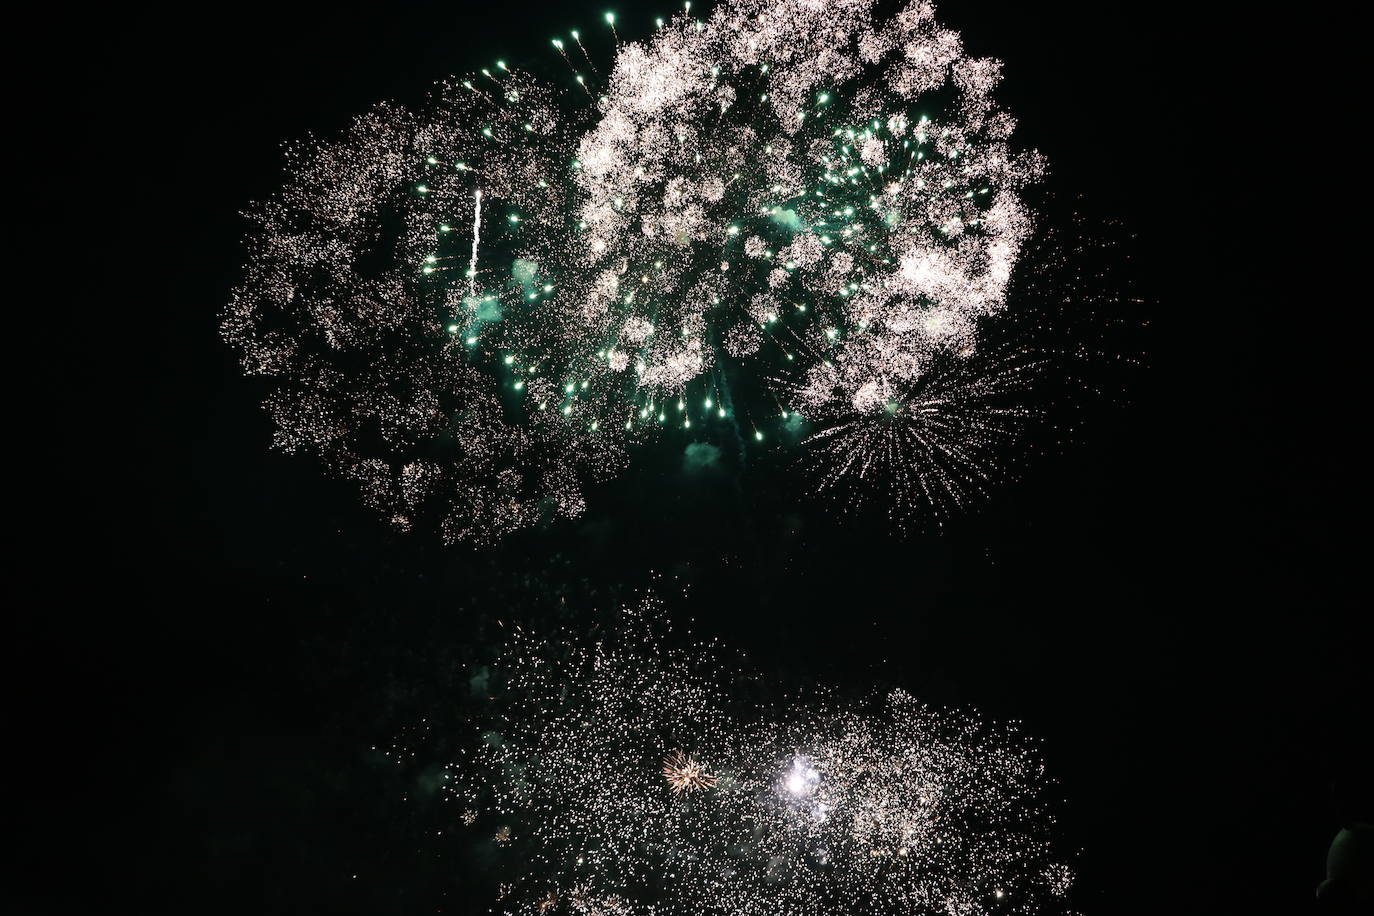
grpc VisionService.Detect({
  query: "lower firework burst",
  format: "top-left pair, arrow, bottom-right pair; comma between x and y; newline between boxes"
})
432,599 -> 1075,915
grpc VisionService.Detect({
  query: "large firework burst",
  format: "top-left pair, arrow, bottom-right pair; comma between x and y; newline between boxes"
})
224,0 -> 1047,543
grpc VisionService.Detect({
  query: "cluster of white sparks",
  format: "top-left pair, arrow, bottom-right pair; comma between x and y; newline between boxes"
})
224,0 -> 1045,542
442,601 -> 1074,915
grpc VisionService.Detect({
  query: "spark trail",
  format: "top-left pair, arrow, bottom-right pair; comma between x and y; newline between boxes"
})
470,188 -> 483,298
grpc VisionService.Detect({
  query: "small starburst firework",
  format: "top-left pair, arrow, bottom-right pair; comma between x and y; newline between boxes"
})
801,344 -> 1044,522
662,749 -> 718,794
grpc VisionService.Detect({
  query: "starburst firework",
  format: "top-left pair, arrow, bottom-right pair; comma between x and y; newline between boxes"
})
662,749 -> 719,793
800,343 -> 1044,521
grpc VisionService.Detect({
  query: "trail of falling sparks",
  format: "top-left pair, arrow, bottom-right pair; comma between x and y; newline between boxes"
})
469,187 -> 483,298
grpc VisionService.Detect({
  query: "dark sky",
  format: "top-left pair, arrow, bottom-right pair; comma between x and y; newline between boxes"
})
24,2 -> 1364,914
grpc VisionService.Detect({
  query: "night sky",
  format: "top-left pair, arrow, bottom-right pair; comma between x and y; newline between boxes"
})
25,2 -> 1365,914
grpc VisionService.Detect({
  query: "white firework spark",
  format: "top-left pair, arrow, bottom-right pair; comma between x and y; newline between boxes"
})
224,0 -> 1047,542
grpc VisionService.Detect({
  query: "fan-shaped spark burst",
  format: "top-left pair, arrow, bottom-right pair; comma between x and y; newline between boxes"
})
801,344 -> 1045,522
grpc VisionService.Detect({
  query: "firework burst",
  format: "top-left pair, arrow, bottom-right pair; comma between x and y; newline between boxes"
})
430,599 -> 1074,915
800,343 -> 1045,522
224,0 -> 1053,543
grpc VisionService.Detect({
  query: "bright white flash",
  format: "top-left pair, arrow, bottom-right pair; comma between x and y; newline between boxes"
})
784,755 -> 820,796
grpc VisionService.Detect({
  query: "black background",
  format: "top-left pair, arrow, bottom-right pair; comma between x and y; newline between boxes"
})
23,1 -> 1365,913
